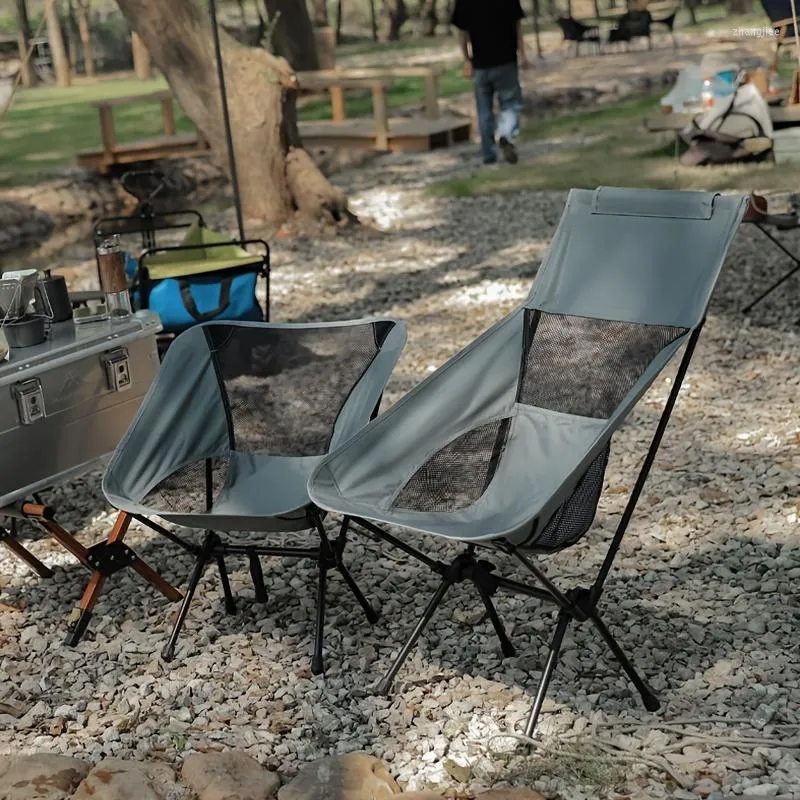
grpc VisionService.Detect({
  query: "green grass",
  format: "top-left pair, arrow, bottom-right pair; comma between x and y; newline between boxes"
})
429,90 -> 800,197
0,77 -> 184,187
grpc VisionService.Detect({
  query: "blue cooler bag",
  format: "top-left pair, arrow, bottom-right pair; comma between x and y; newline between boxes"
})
135,224 -> 265,333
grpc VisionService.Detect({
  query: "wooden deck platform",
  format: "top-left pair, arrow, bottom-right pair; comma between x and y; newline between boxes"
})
298,113 -> 472,152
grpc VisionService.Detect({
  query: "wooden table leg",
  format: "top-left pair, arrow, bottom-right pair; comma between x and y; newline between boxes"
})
372,81 -> 389,151
98,104 -> 116,166
0,523 -> 53,579
65,511 -> 181,646
161,97 -> 176,137
423,73 -> 439,120
330,84 -> 346,123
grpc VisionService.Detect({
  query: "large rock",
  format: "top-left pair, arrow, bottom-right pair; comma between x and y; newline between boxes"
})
182,751 -> 280,800
277,753 -> 400,800
0,753 -> 89,800
72,758 -> 178,800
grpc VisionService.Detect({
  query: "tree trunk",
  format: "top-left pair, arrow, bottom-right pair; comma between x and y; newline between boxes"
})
131,30 -> 151,79
115,0 -> 348,228
311,0 -> 329,26
263,0 -> 320,71
368,0 -> 378,40
76,1 -> 94,77
14,0 -> 37,87
686,0 -> 698,25
418,0 -> 437,36
45,0 -> 71,87
337,0 -> 346,42
380,0 -> 408,41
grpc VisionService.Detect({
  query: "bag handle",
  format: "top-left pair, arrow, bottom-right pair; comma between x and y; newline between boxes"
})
179,277 -> 232,322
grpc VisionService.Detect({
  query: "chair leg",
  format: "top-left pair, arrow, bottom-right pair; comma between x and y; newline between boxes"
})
376,576 -> 452,695
161,531 -> 215,662
215,550 -> 236,614
312,552 -> 328,675
525,610 -> 571,737
474,580 -> 515,658
0,522 -> 53,578
249,553 -> 268,603
590,611 -> 660,712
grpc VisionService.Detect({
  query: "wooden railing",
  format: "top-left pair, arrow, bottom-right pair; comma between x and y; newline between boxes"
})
297,66 -> 443,149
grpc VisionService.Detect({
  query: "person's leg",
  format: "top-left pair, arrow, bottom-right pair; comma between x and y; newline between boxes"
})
472,68 -> 497,164
495,62 -> 523,164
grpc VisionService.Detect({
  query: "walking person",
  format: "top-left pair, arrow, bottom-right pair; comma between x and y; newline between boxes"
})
451,0 -> 528,165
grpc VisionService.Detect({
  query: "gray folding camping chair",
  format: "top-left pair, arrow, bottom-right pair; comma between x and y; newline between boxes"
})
70,318 -> 406,672
308,187 -> 747,734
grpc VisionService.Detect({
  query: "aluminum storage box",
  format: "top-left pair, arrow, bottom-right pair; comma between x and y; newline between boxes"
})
0,310 -> 162,507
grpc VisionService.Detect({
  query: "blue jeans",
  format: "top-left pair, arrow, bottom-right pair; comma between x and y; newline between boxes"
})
473,62 -> 523,163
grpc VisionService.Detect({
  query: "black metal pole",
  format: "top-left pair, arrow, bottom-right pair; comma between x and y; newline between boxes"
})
208,0 -> 245,242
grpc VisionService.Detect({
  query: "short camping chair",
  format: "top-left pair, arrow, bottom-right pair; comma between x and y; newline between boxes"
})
555,17 -> 601,55
136,222 -> 270,337
92,170 -> 270,352
69,318 -> 406,670
607,9 -> 653,50
308,187 -> 747,735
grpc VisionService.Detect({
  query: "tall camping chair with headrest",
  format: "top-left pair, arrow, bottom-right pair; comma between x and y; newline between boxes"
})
308,187 -> 747,734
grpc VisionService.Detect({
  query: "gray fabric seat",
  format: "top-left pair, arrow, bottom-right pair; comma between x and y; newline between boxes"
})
102,317 -> 406,670
308,187 -> 747,733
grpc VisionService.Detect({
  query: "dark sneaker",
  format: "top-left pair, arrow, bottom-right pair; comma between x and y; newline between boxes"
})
499,136 -> 518,164
483,155 -> 498,165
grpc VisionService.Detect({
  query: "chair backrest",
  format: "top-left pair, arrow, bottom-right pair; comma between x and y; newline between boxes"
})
103,319 -> 406,517
309,188 -> 747,549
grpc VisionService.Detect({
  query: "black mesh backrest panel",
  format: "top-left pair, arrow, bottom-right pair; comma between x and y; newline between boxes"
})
205,324 -> 381,457
392,419 -> 511,513
534,442 -> 610,552
518,311 -> 688,419
143,455 -> 230,515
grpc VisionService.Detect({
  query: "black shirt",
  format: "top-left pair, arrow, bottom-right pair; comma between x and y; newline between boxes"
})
451,0 -> 525,70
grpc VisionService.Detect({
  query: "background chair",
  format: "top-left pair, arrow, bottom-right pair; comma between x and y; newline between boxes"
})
556,17 -> 602,55
607,9 -> 653,50
67,318 -> 406,675
309,187 -> 747,735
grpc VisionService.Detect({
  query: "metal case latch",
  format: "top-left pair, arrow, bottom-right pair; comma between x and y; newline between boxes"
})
102,347 -> 132,392
13,379 -> 46,425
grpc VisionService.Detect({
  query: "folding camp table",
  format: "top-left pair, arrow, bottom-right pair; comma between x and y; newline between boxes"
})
742,217 -> 800,322
0,311 -> 181,630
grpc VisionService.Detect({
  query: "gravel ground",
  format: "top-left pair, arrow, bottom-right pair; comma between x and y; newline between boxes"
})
1,143 -> 799,800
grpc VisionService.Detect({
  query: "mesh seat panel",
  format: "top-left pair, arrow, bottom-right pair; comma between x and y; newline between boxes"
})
519,312 -> 688,419
534,442 -> 610,551
142,456 -> 230,515
206,324 -> 383,457
392,419 -> 511,513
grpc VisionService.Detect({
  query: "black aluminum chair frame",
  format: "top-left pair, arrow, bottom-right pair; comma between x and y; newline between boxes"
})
126,509 -> 375,673
742,221 -> 800,324
343,325 -> 703,736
